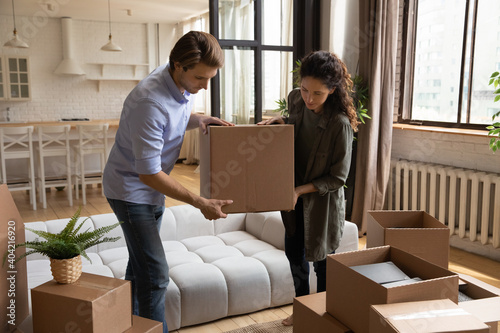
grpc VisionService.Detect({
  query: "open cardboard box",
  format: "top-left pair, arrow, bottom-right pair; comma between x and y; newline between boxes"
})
294,292 -> 352,333
369,299 -> 490,333
458,273 -> 500,333
0,184 -> 29,333
326,246 -> 459,333
200,124 -> 294,213
367,210 -> 450,268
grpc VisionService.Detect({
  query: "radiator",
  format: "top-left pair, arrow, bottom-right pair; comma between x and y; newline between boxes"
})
386,159 -> 500,248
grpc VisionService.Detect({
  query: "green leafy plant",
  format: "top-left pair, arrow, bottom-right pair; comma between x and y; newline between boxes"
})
3,207 -> 122,265
487,71 -> 500,152
352,74 -> 371,125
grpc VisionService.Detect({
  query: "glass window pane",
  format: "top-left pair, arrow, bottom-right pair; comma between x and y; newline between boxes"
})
20,85 -> 29,98
19,58 -> 27,72
10,85 -> 19,98
219,0 -> 254,40
263,51 -> 293,114
411,0 -> 467,122
0,86 -> 3,98
220,48 -> 255,124
10,74 -> 18,84
262,0 -> 293,46
19,73 -> 28,83
469,0 -> 500,124
8,58 -> 17,72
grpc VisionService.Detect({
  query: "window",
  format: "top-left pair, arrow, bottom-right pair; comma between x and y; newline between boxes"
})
210,0 -> 294,124
400,0 -> 500,127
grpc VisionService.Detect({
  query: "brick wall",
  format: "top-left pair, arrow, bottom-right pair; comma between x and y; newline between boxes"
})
0,15 -> 156,122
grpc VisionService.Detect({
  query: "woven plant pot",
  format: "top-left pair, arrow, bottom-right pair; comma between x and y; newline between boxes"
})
50,255 -> 82,284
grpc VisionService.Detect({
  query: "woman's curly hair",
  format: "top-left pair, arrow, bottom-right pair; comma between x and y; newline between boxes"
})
299,51 -> 359,131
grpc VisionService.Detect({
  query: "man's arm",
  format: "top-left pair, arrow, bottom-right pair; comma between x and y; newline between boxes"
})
139,171 -> 232,220
187,113 -> 234,134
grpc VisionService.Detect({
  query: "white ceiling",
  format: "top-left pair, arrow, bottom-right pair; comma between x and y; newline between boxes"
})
0,0 -> 209,24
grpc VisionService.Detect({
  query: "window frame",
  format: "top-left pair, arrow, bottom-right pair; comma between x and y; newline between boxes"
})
398,0 -> 491,131
208,0 -> 295,124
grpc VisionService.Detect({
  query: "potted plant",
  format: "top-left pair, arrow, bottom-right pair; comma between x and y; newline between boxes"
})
487,71 -> 500,152
3,207 -> 122,284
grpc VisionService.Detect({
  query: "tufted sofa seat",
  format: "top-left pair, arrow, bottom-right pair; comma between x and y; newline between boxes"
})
23,204 -> 359,331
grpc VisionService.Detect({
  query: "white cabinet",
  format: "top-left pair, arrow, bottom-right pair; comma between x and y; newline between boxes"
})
0,56 -> 31,101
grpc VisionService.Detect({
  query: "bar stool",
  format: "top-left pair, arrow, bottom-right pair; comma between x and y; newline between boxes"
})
73,123 -> 109,205
36,125 -> 73,209
0,126 -> 36,210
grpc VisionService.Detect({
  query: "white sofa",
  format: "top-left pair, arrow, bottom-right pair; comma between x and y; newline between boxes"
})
22,204 -> 359,331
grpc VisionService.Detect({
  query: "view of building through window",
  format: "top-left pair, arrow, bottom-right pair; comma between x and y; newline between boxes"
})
410,0 -> 500,125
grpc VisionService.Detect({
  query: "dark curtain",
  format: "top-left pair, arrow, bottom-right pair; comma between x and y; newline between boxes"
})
351,0 -> 399,234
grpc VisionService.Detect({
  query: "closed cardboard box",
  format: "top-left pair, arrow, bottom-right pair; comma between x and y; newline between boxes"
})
294,292 -> 352,333
458,274 -> 500,333
0,184 -> 29,332
370,299 -> 490,333
367,210 -> 450,268
124,315 -> 163,333
326,246 -> 459,333
31,273 -> 132,333
200,125 -> 294,213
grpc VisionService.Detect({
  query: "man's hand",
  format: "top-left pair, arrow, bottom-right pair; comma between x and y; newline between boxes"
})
188,113 -> 234,134
257,115 -> 285,125
198,198 -> 233,220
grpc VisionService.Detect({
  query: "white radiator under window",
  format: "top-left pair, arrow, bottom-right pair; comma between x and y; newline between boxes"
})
386,159 -> 500,249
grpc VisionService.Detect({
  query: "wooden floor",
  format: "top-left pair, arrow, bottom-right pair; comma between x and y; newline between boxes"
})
11,162 -> 500,332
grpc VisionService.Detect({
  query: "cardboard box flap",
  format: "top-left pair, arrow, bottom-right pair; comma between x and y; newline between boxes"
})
371,299 -> 490,333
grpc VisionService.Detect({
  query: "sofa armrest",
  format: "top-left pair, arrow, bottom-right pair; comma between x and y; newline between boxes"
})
244,212 -> 285,250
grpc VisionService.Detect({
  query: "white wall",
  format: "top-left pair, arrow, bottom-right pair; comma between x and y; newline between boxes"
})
0,15 -> 175,123
391,129 -> 499,174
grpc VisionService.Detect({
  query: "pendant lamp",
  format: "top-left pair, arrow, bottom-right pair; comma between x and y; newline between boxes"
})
4,0 -> 29,48
101,0 -> 122,52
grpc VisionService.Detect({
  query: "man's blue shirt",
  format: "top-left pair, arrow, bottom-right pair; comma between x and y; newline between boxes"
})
103,63 -> 194,206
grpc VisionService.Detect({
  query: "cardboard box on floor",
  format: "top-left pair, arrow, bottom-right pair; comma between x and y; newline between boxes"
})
458,273 -> 500,333
199,124 -> 294,214
31,273 -> 132,333
294,292 -> 352,333
326,246 -> 459,333
124,315 -> 163,333
367,210 -> 450,268
0,184 -> 30,333
369,299 -> 490,333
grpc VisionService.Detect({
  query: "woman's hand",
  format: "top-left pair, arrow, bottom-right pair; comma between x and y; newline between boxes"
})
257,116 -> 285,125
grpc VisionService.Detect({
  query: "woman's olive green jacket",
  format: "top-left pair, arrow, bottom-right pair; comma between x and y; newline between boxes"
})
281,89 -> 353,261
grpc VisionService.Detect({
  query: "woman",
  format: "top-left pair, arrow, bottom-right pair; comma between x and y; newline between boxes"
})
259,51 -> 358,326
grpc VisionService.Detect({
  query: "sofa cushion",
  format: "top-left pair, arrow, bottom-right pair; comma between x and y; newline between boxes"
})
233,239 -> 278,257
169,262 -> 228,327
212,257 -> 271,316
194,245 -> 243,263
181,235 -> 225,251
167,205 -> 214,240
217,230 -> 257,245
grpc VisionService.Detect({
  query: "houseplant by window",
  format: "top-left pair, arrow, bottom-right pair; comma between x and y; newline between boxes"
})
488,71 -> 500,152
3,208 -> 122,283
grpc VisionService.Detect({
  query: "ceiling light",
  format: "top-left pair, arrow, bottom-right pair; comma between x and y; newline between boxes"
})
4,0 -> 29,48
101,0 -> 122,52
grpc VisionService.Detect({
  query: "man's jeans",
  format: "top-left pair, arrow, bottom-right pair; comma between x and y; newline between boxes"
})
107,198 -> 169,333
284,198 -> 331,297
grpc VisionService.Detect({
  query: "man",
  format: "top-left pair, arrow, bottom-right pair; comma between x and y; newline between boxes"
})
103,31 -> 233,332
